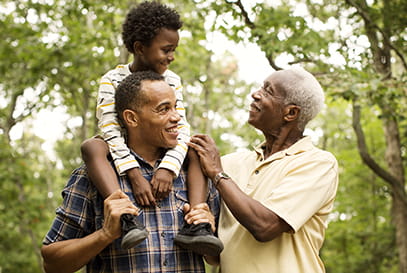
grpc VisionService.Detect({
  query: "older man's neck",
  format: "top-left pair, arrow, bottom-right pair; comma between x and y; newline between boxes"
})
263,129 -> 303,158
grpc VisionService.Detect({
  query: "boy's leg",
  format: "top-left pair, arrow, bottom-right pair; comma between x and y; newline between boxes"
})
81,137 -> 148,248
174,149 -> 224,256
186,148 -> 208,208
81,137 -> 119,198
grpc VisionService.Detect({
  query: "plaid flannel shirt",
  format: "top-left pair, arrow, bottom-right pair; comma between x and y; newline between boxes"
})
43,152 -> 219,273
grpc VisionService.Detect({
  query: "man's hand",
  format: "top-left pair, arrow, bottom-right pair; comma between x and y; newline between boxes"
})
127,168 -> 156,207
151,168 -> 174,201
183,203 -> 216,233
102,190 -> 140,241
188,134 -> 223,180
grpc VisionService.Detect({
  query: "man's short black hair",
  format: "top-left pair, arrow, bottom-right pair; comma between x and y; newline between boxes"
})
122,1 -> 183,53
115,70 -> 164,124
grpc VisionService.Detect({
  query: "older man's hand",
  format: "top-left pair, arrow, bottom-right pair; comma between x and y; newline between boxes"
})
188,134 -> 223,180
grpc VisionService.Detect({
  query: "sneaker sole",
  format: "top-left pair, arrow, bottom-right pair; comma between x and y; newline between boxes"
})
174,234 -> 224,256
121,229 -> 149,249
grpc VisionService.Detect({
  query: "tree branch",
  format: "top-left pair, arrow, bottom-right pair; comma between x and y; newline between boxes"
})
352,102 -> 407,206
345,0 -> 407,70
224,0 -> 283,70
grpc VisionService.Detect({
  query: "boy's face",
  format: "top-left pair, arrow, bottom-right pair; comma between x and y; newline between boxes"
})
138,28 -> 179,75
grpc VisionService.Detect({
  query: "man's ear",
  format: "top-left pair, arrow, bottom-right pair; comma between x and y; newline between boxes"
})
122,109 -> 139,127
284,105 -> 301,122
133,41 -> 144,56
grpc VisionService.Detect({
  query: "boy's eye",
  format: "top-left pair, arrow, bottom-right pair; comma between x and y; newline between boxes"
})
163,47 -> 175,54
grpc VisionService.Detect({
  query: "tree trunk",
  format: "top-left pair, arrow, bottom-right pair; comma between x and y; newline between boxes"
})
383,118 -> 407,273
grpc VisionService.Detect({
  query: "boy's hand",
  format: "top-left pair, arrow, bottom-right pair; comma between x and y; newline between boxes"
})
151,168 -> 174,200
127,168 -> 156,207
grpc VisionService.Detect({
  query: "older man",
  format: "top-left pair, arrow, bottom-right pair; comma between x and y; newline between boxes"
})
189,67 -> 339,273
41,71 -> 219,273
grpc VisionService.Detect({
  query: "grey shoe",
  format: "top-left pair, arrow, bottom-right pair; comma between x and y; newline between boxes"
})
120,214 -> 148,249
174,222 -> 224,256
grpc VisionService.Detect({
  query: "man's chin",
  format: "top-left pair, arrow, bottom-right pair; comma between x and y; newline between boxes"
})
164,141 -> 178,149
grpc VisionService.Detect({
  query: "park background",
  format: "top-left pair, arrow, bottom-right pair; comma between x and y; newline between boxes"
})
0,0 -> 406,272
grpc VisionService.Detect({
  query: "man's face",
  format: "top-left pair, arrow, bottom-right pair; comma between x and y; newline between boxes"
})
248,73 -> 286,134
136,80 -> 180,149
139,28 -> 179,75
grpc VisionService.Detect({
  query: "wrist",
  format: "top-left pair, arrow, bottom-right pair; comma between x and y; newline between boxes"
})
127,167 -> 141,179
157,167 -> 175,177
213,171 -> 231,187
99,227 -> 116,245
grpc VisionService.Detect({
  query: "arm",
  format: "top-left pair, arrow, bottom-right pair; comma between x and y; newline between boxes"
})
188,134 -> 291,242
41,190 -> 139,273
97,70 -> 155,205
96,71 -> 140,175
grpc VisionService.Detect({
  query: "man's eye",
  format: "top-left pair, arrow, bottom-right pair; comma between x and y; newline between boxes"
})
261,87 -> 270,96
159,106 -> 170,113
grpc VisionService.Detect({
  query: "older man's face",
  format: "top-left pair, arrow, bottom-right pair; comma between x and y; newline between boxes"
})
136,80 -> 181,150
248,73 -> 286,134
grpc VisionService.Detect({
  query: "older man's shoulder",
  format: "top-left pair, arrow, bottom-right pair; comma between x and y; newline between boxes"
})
221,149 -> 254,163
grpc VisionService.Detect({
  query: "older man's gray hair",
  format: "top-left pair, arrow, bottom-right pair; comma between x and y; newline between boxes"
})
277,67 -> 325,130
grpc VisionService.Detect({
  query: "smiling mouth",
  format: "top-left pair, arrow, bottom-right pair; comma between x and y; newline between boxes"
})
250,103 -> 260,112
166,126 -> 178,134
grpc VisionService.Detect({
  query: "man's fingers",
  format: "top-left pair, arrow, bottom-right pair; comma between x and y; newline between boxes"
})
183,203 -> 191,214
105,189 -> 127,201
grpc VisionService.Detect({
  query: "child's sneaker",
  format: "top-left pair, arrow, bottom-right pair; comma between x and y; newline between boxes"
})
174,222 -> 224,256
120,213 -> 148,249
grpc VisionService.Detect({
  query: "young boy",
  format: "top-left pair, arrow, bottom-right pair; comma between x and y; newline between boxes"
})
81,1 -> 223,256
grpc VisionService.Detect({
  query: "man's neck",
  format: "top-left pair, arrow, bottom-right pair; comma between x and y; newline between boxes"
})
128,140 -> 165,167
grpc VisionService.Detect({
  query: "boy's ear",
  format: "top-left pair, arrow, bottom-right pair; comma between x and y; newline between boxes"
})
284,105 -> 301,122
122,109 -> 139,127
133,41 -> 144,55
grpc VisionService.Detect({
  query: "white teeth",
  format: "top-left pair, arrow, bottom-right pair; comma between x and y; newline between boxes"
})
250,105 -> 259,112
167,128 -> 178,133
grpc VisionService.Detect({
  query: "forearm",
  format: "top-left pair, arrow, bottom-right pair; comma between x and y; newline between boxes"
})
41,229 -> 114,273
214,176 -> 290,242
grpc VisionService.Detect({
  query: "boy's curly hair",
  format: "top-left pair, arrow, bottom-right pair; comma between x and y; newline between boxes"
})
122,1 -> 183,54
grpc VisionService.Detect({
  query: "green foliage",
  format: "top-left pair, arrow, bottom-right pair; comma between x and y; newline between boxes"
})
319,99 -> 397,272
1,0 -> 406,272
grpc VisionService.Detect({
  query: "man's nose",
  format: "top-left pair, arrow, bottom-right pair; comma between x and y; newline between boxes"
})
251,89 -> 261,99
170,109 -> 181,122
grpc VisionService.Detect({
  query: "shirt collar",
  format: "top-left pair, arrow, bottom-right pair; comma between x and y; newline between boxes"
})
253,136 -> 314,162
130,150 -> 162,169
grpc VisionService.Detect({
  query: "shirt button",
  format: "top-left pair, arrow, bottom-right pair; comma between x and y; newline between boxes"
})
161,232 -> 165,238
163,259 -> 168,266
255,170 -> 259,174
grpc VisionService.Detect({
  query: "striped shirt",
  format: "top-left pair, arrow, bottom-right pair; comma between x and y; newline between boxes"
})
96,64 -> 190,176
43,151 -> 220,273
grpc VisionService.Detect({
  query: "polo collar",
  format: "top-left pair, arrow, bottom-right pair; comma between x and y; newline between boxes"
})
253,136 -> 314,162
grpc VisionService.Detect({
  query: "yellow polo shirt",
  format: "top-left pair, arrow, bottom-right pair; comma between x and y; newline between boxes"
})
218,136 -> 338,273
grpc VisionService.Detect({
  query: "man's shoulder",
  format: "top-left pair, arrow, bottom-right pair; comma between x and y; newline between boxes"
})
60,164 -> 99,202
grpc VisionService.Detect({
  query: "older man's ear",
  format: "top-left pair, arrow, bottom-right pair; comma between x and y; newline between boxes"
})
284,105 -> 301,122
122,109 -> 139,127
